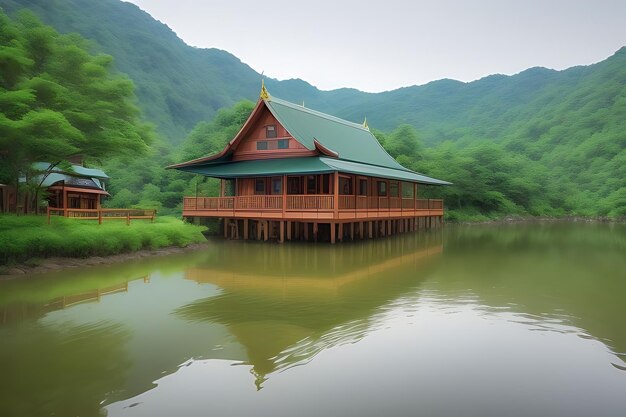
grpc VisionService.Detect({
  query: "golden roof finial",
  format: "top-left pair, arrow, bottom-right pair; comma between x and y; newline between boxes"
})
260,78 -> 270,101
363,116 -> 369,130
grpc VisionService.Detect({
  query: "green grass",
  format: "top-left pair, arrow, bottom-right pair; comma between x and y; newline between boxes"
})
0,215 -> 207,265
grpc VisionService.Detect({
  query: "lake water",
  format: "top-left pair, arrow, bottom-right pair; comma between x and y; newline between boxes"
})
1,222 -> 625,417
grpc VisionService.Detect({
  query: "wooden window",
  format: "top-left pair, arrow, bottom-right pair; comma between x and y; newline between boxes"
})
359,179 -> 368,196
339,176 -> 353,195
287,177 -> 302,194
266,125 -> 277,138
68,194 -> 81,208
306,175 -> 317,194
278,139 -> 289,149
322,174 -> 330,194
377,181 -> 387,196
389,181 -> 399,197
255,178 -> 266,194
402,182 -> 414,198
257,141 -> 268,150
271,177 -> 282,195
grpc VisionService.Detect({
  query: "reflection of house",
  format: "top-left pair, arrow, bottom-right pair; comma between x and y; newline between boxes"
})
1,162 -> 109,213
170,85 -> 450,243
0,281 -> 130,325
178,234 -> 443,388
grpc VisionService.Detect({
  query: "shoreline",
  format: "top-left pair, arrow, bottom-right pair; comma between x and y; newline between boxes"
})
1,216 -> 622,280
0,242 -> 209,280
453,215 -> 624,226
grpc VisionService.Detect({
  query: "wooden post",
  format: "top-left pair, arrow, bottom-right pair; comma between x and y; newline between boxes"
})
387,220 -> 391,235
63,189 -> 68,217
127,211 -> 130,226
98,210 -> 102,225
368,221 -> 373,238
313,222 -> 318,242
304,222 -> 309,241
333,171 -> 339,220
286,221 -> 291,241
264,221 -> 269,241
279,221 -> 284,243
350,222 -> 354,240
256,220 -> 262,240
295,222 -> 300,240
282,175 -> 287,218
360,221 -> 364,239
330,222 -> 336,244
224,218 -> 229,238
338,223 -> 343,242
244,219 -> 249,240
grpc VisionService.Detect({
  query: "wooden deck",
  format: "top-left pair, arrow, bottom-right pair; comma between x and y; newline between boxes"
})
182,195 -> 443,221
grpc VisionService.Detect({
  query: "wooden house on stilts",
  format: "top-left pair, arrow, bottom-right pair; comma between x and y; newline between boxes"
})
169,85 -> 451,243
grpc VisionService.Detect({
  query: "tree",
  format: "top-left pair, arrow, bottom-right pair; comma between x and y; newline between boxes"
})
0,10 -> 152,212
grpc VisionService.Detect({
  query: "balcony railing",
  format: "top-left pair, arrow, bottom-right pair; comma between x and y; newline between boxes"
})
183,195 -> 443,214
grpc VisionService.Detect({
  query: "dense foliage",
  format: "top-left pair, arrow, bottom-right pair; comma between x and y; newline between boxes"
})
0,10 -> 152,202
102,101 -> 255,215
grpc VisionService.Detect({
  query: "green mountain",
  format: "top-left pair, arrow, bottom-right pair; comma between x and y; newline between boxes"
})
2,0 -> 625,148
1,0 -> 624,218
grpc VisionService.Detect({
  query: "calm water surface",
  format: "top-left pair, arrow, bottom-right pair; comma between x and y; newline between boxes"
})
1,222 -> 625,417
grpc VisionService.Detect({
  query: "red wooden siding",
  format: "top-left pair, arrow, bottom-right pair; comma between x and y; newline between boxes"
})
232,108 -> 314,161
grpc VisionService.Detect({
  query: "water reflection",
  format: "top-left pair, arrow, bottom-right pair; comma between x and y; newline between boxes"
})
0,223 -> 624,417
176,235 -> 443,388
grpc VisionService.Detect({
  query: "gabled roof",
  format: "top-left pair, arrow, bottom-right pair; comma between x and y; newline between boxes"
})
25,163 -> 109,193
170,93 -> 451,185
264,97 -> 406,170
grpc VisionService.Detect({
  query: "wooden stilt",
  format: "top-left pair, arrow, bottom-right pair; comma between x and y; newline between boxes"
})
313,222 -> 318,242
304,222 -> 309,241
243,219 -> 249,240
338,222 -> 343,242
330,222 -> 336,244
287,221 -> 291,240
387,220 -> 392,235
264,221 -> 269,241
224,218 -> 229,239
360,221 -> 364,239
279,221 -> 284,243
350,222 -> 354,240
368,221 -> 373,239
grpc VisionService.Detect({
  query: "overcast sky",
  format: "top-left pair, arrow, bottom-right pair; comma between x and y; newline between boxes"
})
124,0 -> 626,92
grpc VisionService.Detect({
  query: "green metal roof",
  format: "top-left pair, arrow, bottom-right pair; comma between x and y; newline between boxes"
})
178,157 -> 333,178
266,97 -> 407,170
171,94 -> 451,185
32,162 -> 109,179
178,156 -> 451,185
320,158 -> 451,185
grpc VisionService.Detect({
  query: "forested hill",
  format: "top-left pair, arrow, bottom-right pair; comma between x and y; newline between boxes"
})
3,0 -> 625,148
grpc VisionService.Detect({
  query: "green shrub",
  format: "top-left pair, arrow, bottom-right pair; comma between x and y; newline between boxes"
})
0,215 -> 207,265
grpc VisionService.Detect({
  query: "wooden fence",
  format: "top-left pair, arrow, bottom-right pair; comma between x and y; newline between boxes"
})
47,207 -> 156,225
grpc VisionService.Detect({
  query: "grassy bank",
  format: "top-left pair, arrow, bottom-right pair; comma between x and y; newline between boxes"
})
0,215 -> 207,265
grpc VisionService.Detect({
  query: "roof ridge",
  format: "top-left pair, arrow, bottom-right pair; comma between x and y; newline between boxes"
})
268,96 -> 369,132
